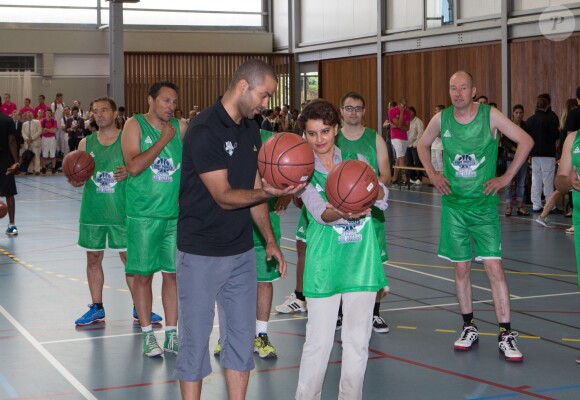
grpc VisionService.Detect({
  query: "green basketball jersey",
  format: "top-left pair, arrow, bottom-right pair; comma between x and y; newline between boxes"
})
126,115 -> 182,219
303,168 -> 387,298
254,130 -> 281,245
79,132 -> 126,225
337,128 -> 388,261
440,104 -> 499,209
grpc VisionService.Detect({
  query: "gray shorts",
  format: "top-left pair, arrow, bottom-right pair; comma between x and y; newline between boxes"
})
174,248 -> 257,382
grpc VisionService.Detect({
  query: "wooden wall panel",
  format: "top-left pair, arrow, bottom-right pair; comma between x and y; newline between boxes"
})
124,54 -> 293,116
319,56 -> 379,131
511,34 -> 580,121
383,43 -> 502,127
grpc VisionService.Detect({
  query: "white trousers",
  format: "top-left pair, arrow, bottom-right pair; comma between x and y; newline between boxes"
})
531,157 -> 555,211
296,291 -> 375,400
56,128 -> 69,155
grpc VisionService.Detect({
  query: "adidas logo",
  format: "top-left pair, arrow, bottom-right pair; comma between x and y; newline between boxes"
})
315,183 -> 324,192
574,146 -> 580,154
145,136 -> 153,144
443,130 -> 452,138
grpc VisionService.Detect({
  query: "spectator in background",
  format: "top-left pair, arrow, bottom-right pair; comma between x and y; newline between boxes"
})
388,98 -> 411,184
51,92 -> 67,156
66,106 -> 85,151
117,106 -> 127,122
406,106 -> 425,185
34,95 -> 48,118
1,94 -> 17,116
431,105 -> 445,172
561,97 -> 579,221
40,109 -> 58,174
73,100 -> 88,119
477,95 -> 489,104
527,95 -> 560,214
261,109 -> 275,131
503,104 -> 531,217
21,111 -> 42,175
175,109 -> 187,123
19,98 -> 34,116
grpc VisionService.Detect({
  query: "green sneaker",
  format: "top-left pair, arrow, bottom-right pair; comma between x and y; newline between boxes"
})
214,339 -> 222,357
142,331 -> 163,357
164,329 -> 178,355
254,333 -> 277,359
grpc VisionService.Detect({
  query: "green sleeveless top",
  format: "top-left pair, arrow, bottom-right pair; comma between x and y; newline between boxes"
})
80,132 -> 126,225
440,104 -> 499,209
571,131 -> 580,219
253,130 -> 280,244
126,115 -> 182,219
303,168 -> 387,298
336,127 -> 388,261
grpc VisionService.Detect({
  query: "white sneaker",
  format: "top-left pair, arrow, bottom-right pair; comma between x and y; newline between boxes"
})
454,325 -> 479,350
275,292 -> 307,313
499,331 -> 523,362
412,179 -> 422,185
535,216 -> 551,228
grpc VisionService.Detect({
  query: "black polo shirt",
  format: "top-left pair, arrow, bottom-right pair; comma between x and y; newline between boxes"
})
177,98 -> 262,256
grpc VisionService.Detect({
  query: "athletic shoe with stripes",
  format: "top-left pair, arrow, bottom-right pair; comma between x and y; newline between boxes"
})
454,325 -> 479,350
372,315 -> 390,333
142,331 -> 163,357
275,292 -> 307,314
499,331 -> 523,362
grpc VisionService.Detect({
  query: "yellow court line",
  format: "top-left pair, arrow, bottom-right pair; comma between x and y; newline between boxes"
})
562,338 -> 580,342
389,261 -> 577,278
435,329 -> 457,333
397,326 -> 417,330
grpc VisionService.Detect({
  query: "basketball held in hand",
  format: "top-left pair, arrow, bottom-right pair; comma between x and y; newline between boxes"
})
325,160 -> 379,214
63,150 -> 95,184
258,132 -> 315,189
0,201 -> 7,219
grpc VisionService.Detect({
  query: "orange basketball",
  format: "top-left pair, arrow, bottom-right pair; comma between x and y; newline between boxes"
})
0,201 -> 7,219
325,160 -> 379,214
62,150 -> 95,183
258,132 -> 315,189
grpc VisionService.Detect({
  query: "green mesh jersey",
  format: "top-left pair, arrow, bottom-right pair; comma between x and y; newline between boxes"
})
337,128 -> 388,261
440,104 -> 499,209
303,168 -> 387,298
79,132 -> 126,225
253,130 -> 281,246
126,115 -> 182,219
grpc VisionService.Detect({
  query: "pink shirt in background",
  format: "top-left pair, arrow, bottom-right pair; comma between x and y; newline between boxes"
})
388,107 -> 411,140
20,106 -> 34,115
0,102 -> 17,115
34,104 -> 48,118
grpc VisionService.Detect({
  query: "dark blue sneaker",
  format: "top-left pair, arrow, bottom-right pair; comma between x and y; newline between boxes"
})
75,304 -> 105,326
133,306 -> 163,324
5,225 -> 18,236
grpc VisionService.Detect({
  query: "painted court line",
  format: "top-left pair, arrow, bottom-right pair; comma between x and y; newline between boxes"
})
0,305 -> 97,400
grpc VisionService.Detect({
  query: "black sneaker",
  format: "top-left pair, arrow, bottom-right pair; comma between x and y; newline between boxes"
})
372,315 -> 389,333
336,314 -> 342,331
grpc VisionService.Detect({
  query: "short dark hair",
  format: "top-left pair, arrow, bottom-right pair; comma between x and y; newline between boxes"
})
538,93 -> 551,105
118,106 -> 126,112
478,95 -> 488,102
436,104 -> 446,110
408,106 -> 417,115
148,81 -> 178,100
489,102 -> 498,108
340,91 -> 366,108
297,99 -> 340,132
71,106 -> 79,112
536,96 -> 549,110
92,97 -> 117,112
229,59 -> 277,90
39,94 -> 45,100
25,97 -> 31,102
512,104 -> 524,112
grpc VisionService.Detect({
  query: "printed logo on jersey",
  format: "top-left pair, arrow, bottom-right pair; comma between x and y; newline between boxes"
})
89,151 -> 95,158
150,157 -> 180,182
298,226 -> 305,234
574,146 -> 580,154
315,183 -> 324,192
145,136 -> 153,145
333,217 -> 369,244
224,141 -> 238,156
450,154 -> 486,178
92,171 -> 117,193
443,130 -> 452,138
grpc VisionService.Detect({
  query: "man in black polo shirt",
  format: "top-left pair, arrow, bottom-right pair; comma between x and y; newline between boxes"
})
175,59 -> 304,400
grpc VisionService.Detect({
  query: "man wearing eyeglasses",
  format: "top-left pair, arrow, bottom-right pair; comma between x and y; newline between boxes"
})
388,98 -> 411,184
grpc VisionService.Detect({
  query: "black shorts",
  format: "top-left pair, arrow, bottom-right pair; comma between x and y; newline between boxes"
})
0,160 -> 17,197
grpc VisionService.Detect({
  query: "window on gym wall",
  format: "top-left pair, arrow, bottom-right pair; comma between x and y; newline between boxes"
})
300,73 -> 318,105
426,0 -> 454,28
0,0 -> 265,29
0,55 -> 35,73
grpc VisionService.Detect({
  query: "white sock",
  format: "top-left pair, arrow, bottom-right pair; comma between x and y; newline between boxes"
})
165,325 -> 177,332
141,325 -> 153,333
256,320 -> 268,336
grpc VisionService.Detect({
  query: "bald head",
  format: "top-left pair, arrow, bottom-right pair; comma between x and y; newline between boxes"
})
450,70 -> 474,87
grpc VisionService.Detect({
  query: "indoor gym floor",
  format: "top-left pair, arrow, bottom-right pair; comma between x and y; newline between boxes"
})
0,174 -> 579,400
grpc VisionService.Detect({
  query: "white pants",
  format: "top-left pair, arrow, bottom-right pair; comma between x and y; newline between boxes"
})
531,157 -> 555,211
56,128 -> 69,155
296,291 -> 375,400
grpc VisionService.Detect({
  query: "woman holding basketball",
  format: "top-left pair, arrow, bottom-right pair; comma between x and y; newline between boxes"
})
295,99 -> 388,400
